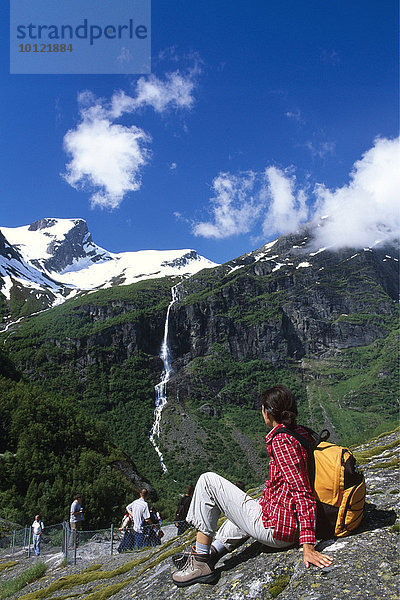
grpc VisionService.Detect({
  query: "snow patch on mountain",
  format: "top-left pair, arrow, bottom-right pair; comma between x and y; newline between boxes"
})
1,219 -> 76,261
52,248 -> 217,290
1,218 -> 112,275
0,218 -> 218,304
0,252 -> 65,299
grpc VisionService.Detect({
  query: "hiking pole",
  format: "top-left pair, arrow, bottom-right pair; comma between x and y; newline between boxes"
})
62,522 -> 67,561
65,523 -> 70,565
11,530 -> 15,557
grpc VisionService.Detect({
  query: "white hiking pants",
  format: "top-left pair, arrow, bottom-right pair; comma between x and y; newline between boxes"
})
186,472 -> 292,551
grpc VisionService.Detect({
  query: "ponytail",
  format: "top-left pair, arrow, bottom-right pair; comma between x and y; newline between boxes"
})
260,386 -> 298,429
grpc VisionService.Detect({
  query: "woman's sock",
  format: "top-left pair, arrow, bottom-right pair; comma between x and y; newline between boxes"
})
211,540 -> 226,554
195,541 -> 210,554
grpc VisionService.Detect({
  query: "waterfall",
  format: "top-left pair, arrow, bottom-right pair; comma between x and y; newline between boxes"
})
149,285 -> 179,473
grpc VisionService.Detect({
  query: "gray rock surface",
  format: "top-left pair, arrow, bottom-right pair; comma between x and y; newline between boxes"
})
1,430 -> 398,600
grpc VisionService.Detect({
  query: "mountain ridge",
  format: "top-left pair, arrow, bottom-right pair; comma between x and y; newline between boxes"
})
0,218 -> 218,319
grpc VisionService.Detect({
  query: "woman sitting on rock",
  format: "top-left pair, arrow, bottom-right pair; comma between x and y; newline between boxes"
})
172,385 -> 333,587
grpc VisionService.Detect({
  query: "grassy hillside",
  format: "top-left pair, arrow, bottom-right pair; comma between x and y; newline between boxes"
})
0,272 -> 398,524
303,327 -> 399,443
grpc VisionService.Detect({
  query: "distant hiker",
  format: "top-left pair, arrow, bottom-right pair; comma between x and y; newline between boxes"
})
117,512 -> 134,553
175,485 -> 194,535
70,493 -> 84,548
150,507 -> 161,525
119,512 -> 131,531
32,514 -> 44,556
148,506 -> 163,546
172,386 -> 333,587
126,488 -> 152,549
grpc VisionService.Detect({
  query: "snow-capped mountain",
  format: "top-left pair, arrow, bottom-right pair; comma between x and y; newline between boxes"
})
0,228 -> 66,300
0,218 -> 218,317
1,218 -> 113,275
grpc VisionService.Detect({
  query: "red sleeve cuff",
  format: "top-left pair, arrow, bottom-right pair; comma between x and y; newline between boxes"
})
299,532 -> 316,545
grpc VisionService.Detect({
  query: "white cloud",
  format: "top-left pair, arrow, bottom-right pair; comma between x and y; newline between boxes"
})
170,162 -> 177,170
174,211 -> 191,225
63,112 -> 150,210
262,167 -> 308,237
117,47 -> 133,65
306,140 -> 336,159
192,137 -> 400,249
193,168 -> 308,240
193,172 -> 261,239
109,90 -> 137,118
285,109 -> 303,123
133,72 -> 196,113
63,69 -> 197,209
109,71 -> 196,118
312,136 -> 400,248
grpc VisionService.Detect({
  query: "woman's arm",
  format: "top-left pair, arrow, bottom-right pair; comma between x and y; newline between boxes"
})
273,435 -> 317,545
273,435 -> 333,569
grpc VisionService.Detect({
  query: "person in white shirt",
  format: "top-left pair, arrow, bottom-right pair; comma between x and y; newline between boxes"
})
70,493 -> 84,548
126,488 -> 152,549
32,515 -> 44,556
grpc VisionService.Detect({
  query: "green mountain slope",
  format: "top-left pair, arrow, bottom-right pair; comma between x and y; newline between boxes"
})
0,367 -> 140,528
0,234 -> 398,524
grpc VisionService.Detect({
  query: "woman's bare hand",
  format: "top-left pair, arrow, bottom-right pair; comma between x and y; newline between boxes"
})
302,543 -> 333,569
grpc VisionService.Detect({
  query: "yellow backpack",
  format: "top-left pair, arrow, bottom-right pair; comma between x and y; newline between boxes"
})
271,427 -> 366,539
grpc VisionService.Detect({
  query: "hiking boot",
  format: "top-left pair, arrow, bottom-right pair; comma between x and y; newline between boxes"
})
172,545 -> 195,569
172,552 -> 218,587
172,544 -> 226,570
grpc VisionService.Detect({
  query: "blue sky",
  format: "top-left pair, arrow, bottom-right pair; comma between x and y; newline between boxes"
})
1,1 -> 398,264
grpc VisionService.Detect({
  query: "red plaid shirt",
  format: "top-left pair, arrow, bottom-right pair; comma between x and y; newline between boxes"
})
259,424 -> 316,545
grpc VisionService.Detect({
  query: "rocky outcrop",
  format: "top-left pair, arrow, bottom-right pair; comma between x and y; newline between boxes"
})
0,231 -> 23,264
28,218 -> 112,273
112,460 -> 156,499
161,250 -> 206,270
4,229 -> 398,375
48,309 -> 166,369
168,232 -> 398,367
0,230 -> 65,312
2,430 -> 398,600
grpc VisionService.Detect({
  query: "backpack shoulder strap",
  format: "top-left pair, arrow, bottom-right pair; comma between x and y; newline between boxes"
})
269,427 -> 319,489
269,427 -> 315,456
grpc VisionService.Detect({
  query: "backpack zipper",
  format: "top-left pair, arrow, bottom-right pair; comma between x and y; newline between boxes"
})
340,485 -> 357,532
